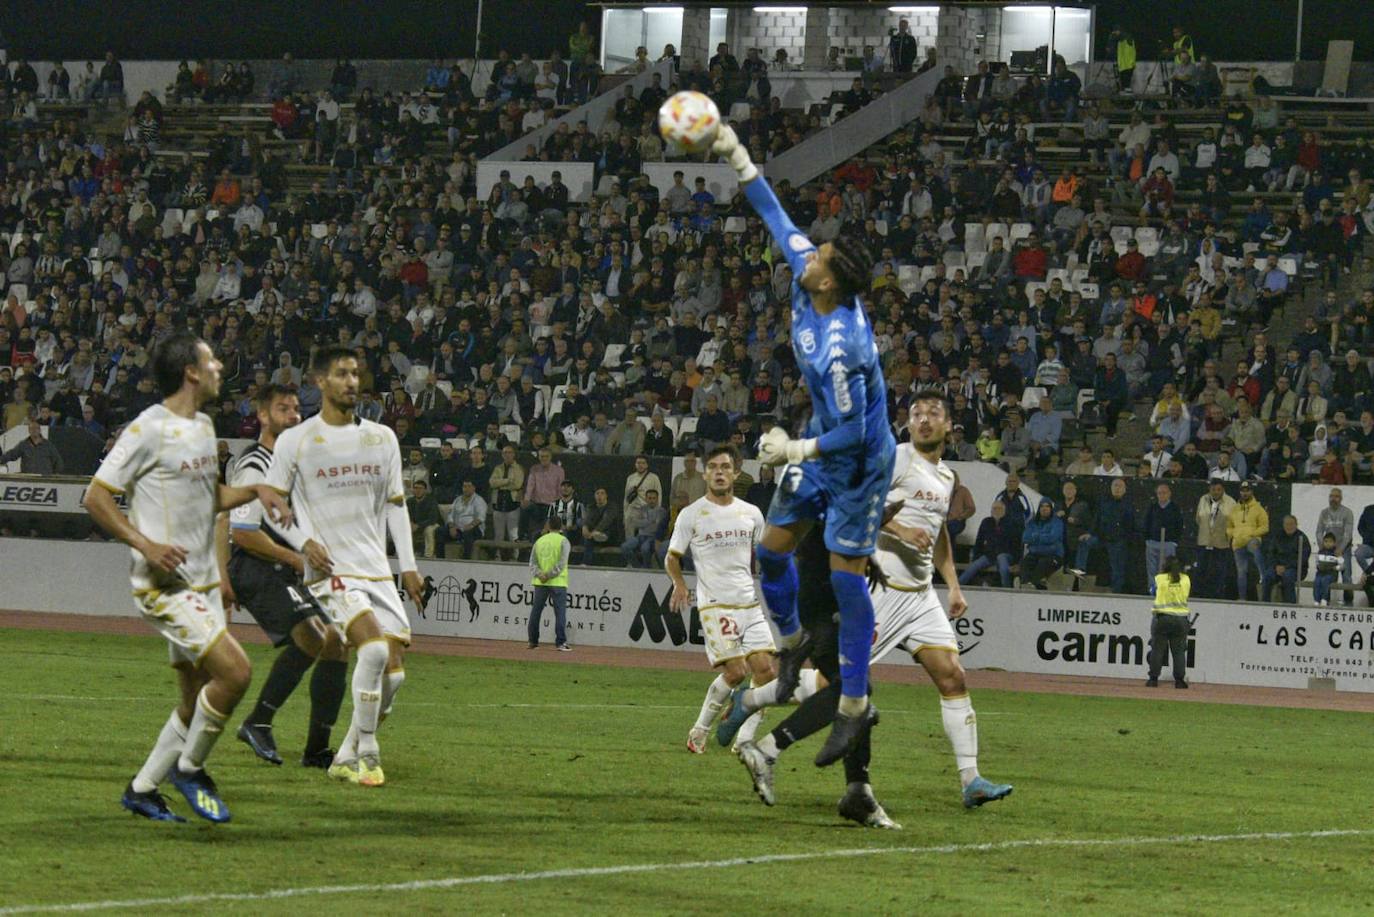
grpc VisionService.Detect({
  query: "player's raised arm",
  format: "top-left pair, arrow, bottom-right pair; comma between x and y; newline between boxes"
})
758,352 -> 868,467
712,125 -> 815,278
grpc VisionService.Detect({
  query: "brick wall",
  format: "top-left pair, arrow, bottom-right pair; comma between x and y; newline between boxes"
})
731,8 -> 810,64
936,4 -> 995,75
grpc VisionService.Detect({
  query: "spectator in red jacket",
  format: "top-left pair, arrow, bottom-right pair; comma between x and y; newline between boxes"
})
1012,234 -> 1048,280
1115,238 -> 1147,282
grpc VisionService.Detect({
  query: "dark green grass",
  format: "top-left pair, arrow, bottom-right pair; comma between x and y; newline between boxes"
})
2,627 -> 1373,915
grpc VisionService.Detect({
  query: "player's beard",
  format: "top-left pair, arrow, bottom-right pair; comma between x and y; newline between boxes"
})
914,432 -> 946,456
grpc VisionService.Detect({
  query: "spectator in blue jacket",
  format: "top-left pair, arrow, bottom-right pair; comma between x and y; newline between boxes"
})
1139,482 -> 1184,595
1093,350 -> 1131,436
1022,498 -> 1065,589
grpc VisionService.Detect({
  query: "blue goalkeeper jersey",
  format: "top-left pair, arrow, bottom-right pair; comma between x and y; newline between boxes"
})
743,178 -> 893,474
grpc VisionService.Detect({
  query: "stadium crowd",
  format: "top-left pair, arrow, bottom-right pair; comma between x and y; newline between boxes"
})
2,25 -> 1374,601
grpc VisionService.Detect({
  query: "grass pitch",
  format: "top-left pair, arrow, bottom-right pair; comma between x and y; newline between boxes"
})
2,626 -> 1374,915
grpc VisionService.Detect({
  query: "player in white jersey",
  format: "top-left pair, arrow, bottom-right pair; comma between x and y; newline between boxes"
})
725,393 -> 1012,809
868,393 -> 1012,808
666,447 -> 822,754
264,345 -> 427,788
84,332 -> 292,824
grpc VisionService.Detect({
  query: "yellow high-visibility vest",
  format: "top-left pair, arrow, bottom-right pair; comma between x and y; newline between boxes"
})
1152,573 -> 1190,615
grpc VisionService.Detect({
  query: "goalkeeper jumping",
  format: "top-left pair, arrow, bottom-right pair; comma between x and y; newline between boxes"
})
711,123 -> 894,767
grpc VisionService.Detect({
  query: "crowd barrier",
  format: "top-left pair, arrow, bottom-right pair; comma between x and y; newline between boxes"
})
4,539 -> 1370,693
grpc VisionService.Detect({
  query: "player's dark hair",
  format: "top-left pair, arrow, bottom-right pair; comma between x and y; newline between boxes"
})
151,331 -> 204,397
829,234 -> 875,299
911,387 -> 952,419
255,382 -> 298,411
547,514 -> 564,531
705,444 -> 740,470
310,344 -> 357,376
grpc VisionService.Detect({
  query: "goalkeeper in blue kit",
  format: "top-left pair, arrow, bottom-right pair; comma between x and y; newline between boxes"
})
712,123 -> 895,767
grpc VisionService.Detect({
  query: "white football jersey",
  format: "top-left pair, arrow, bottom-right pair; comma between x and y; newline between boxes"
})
265,414 -> 404,583
667,495 -> 765,610
92,403 -> 221,594
874,443 -> 954,589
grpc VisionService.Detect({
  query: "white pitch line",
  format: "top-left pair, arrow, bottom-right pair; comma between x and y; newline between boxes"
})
1,828 -> 1368,915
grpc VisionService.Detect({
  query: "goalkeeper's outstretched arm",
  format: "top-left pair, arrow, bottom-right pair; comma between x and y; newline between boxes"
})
713,124 -> 815,277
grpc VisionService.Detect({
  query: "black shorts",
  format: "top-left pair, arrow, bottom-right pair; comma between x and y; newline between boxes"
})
228,553 -> 325,647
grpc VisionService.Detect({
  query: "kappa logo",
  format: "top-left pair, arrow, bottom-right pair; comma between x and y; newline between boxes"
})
798,329 -> 816,354
788,234 -> 811,253
363,433 -> 384,446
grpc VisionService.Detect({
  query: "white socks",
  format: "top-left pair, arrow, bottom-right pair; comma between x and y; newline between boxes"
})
940,695 -> 979,786
346,639 -> 389,760
177,687 -> 228,773
381,670 -> 405,719
794,669 -> 820,702
133,709 -> 188,793
736,710 -> 764,745
694,674 -> 733,731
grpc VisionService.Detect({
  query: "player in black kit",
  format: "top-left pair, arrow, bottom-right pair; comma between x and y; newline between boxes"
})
733,523 -> 898,828
218,384 -> 348,768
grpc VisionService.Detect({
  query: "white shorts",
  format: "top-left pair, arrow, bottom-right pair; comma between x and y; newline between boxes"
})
135,587 -> 228,666
700,604 -> 775,667
871,585 -> 959,662
310,575 -> 412,645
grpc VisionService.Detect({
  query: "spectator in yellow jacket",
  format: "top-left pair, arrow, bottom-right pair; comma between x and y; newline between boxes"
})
1227,481 -> 1269,600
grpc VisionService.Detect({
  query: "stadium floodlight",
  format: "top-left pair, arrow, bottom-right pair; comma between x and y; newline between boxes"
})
752,7 -> 808,13
887,6 -> 939,12
645,6 -> 684,12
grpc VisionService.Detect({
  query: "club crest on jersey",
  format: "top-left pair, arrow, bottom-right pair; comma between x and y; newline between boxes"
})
363,433 -> 384,446
798,329 -> 816,354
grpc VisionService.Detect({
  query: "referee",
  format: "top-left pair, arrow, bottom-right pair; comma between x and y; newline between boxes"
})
1146,555 -> 1191,689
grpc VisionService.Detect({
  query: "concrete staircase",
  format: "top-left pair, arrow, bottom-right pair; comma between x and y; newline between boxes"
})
762,67 -> 941,188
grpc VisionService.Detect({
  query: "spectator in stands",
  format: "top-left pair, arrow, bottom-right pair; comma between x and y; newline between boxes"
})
1192,480 -> 1237,599
961,500 -> 1020,588
1140,483 -> 1182,594
446,479 -> 487,560
994,470 -> 1032,523
580,486 -> 618,563
1021,498 -> 1064,590
521,447 -> 564,538
1060,480 -> 1095,577
669,453 -> 706,519
1228,482 -> 1270,601
1142,434 -> 1173,477
746,464 -> 776,512
620,487 -> 667,568
1262,514 -> 1309,604
889,19 -> 919,73
489,445 -> 525,555
550,481 -> 584,553
623,454 -> 662,529
1093,448 -> 1124,477
1316,487 -> 1356,605
0,419 -> 63,473
408,479 -> 443,559
1064,445 -> 1097,476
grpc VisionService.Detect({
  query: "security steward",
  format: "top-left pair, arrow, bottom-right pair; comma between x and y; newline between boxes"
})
1147,555 -> 1191,689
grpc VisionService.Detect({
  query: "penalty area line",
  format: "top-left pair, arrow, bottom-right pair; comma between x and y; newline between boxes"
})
2,827 -> 1370,914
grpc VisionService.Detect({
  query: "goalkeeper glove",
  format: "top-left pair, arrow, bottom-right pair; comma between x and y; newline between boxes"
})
758,427 -> 820,466
711,125 -> 758,183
